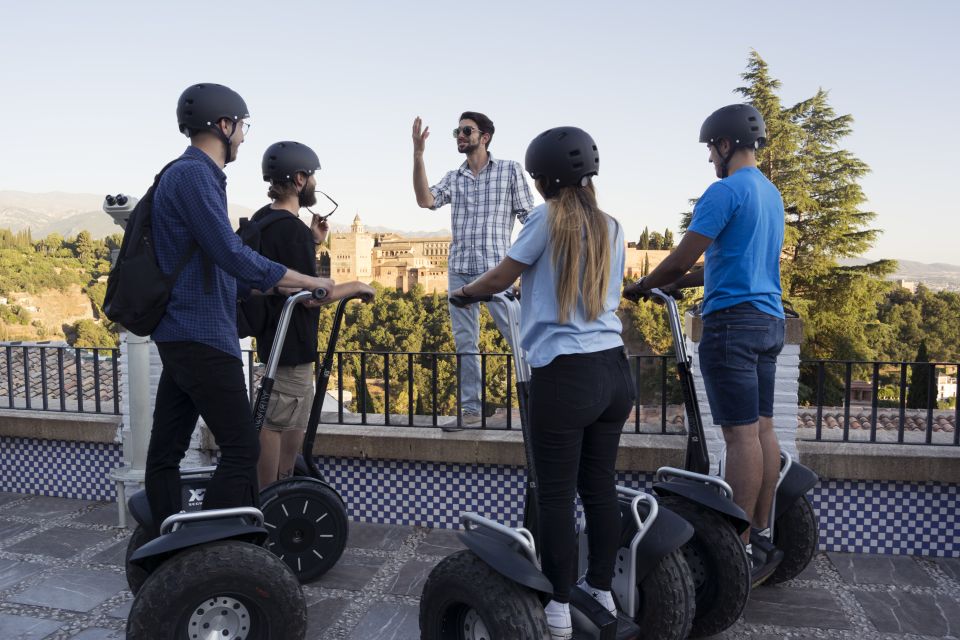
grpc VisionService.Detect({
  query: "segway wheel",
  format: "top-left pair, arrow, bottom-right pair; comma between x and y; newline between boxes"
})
419,549 -> 550,640
767,494 -> 818,585
126,540 -> 306,640
124,524 -> 152,595
632,548 -> 696,640
260,479 -> 348,583
656,495 -> 750,638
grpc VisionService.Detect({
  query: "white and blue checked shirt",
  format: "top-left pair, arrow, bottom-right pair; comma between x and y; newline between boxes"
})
429,155 -> 535,274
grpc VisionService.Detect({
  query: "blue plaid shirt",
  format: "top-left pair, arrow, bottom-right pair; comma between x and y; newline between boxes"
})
429,155 -> 535,274
151,147 -> 286,359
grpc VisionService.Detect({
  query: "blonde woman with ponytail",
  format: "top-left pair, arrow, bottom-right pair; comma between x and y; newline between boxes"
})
451,127 -> 632,640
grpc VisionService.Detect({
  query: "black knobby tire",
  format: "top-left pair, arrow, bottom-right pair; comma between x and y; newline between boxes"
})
656,495 -> 750,638
419,549 -> 550,640
632,548 -> 696,640
768,495 -> 818,585
126,540 -> 306,640
124,524 -> 152,595
259,479 -> 349,583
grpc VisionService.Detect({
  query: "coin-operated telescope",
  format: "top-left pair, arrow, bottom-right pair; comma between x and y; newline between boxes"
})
102,193 -> 139,231
102,193 -> 139,266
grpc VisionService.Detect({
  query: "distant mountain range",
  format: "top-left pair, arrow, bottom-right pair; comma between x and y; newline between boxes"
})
0,190 -> 449,240
841,257 -> 960,291
2,191 -> 956,288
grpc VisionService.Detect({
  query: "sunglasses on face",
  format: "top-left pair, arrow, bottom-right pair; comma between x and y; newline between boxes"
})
452,126 -> 481,138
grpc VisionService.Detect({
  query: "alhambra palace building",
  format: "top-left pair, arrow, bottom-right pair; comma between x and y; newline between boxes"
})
322,214 -> 671,293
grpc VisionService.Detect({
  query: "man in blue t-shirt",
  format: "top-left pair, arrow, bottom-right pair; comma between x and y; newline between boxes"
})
625,104 -> 785,579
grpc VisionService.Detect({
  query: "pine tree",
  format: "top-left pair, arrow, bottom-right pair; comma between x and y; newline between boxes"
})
663,228 -> 674,250
642,253 -> 650,276
731,52 -> 894,365
639,227 -> 650,250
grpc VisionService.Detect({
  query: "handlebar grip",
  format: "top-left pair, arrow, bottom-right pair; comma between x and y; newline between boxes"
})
312,288 -> 328,300
449,294 -> 493,308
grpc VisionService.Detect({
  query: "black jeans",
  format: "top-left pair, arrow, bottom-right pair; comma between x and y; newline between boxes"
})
528,346 -> 635,602
145,341 -> 260,535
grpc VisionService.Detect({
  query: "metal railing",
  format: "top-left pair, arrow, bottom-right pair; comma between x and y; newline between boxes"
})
799,360 -> 958,446
6,340 -> 955,447
243,349 -> 683,433
0,342 -> 121,415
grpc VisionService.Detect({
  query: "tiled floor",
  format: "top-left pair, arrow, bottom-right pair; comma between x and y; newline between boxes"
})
0,491 -> 957,639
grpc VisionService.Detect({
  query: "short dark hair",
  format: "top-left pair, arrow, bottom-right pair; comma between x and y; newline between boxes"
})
459,111 -> 494,149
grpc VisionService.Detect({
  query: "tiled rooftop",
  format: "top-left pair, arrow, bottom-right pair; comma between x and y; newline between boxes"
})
0,492 -> 958,639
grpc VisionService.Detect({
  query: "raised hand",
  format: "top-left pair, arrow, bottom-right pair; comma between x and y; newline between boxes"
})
412,116 -> 430,156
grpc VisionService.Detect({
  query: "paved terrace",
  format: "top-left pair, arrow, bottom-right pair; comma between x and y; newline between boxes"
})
0,492 -> 958,639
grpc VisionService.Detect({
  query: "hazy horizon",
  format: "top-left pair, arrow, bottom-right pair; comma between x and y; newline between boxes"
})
1,1 -> 957,263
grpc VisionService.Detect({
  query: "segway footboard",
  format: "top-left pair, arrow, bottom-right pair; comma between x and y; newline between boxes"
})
653,467 -> 750,534
457,513 -> 553,594
129,507 -> 268,575
611,488 -> 696,640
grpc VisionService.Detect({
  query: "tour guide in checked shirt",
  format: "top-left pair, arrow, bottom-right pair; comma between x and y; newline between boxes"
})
412,112 -> 535,430
144,83 -> 334,535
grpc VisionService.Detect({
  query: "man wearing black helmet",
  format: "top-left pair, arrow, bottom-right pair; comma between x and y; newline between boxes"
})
252,141 -> 374,486
624,104 -> 785,580
412,112 -> 535,429
144,84 -> 336,535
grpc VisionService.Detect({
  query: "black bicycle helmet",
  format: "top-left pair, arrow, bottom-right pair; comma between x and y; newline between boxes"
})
262,141 -> 321,183
699,104 -> 766,149
525,127 -> 599,195
176,83 -> 249,136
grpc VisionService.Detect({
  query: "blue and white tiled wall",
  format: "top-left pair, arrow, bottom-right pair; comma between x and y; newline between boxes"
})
1,437 -> 122,501
0,436 -> 956,558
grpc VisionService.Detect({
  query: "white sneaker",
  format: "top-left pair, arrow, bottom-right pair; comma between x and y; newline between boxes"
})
544,600 -> 572,640
576,576 -> 617,615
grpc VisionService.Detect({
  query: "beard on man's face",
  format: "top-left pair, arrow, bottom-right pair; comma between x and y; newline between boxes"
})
298,185 -> 318,208
458,140 -> 480,155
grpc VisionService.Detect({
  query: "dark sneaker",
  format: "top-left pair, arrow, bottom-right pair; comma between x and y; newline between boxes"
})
747,536 -> 784,587
442,413 -> 483,432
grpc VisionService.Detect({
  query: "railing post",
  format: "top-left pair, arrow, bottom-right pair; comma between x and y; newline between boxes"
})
109,332 -> 159,528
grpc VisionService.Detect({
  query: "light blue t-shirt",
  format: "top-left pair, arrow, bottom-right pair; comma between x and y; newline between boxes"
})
506,203 -> 625,368
688,166 -> 785,318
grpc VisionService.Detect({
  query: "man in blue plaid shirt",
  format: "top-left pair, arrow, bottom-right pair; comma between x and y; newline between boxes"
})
412,112 -> 535,429
144,83 -> 335,533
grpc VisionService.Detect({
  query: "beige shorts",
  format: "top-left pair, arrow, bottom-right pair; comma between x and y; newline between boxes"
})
263,363 -> 316,432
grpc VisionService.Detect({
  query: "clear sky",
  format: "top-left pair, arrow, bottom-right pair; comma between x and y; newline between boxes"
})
0,0 -> 956,263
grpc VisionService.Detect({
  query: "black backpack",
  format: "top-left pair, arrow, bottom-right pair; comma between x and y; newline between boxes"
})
103,159 -> 199,337
236,209 -> 290,338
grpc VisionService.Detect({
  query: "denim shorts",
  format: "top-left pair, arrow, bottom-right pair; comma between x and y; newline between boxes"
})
698,303 -> 785,427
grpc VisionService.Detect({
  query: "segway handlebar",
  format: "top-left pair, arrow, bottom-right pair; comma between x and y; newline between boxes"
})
260,289 -> 327,381
449,290 -> 527,383
448,288 -> 519,309
646,288 -> 690,366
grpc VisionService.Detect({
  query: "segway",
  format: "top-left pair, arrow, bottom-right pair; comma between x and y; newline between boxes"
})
123,290 -> 332,640
258,289 -> 373,582
419,292 -> 697,640
647,288 -> 819,589
623,288 -> 752,637
126,289 -> 365,593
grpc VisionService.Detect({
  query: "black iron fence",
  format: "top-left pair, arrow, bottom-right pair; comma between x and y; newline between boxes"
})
244,349 -> 683,433
0,342 -> 120,415
799,360 -> 958,446
8,340 -> 954,447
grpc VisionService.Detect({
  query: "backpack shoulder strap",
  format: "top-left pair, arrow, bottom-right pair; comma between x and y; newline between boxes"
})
255,208 -> 294,233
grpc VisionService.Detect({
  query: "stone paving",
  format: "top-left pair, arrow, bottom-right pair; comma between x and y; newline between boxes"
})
0,491 -> 957,639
